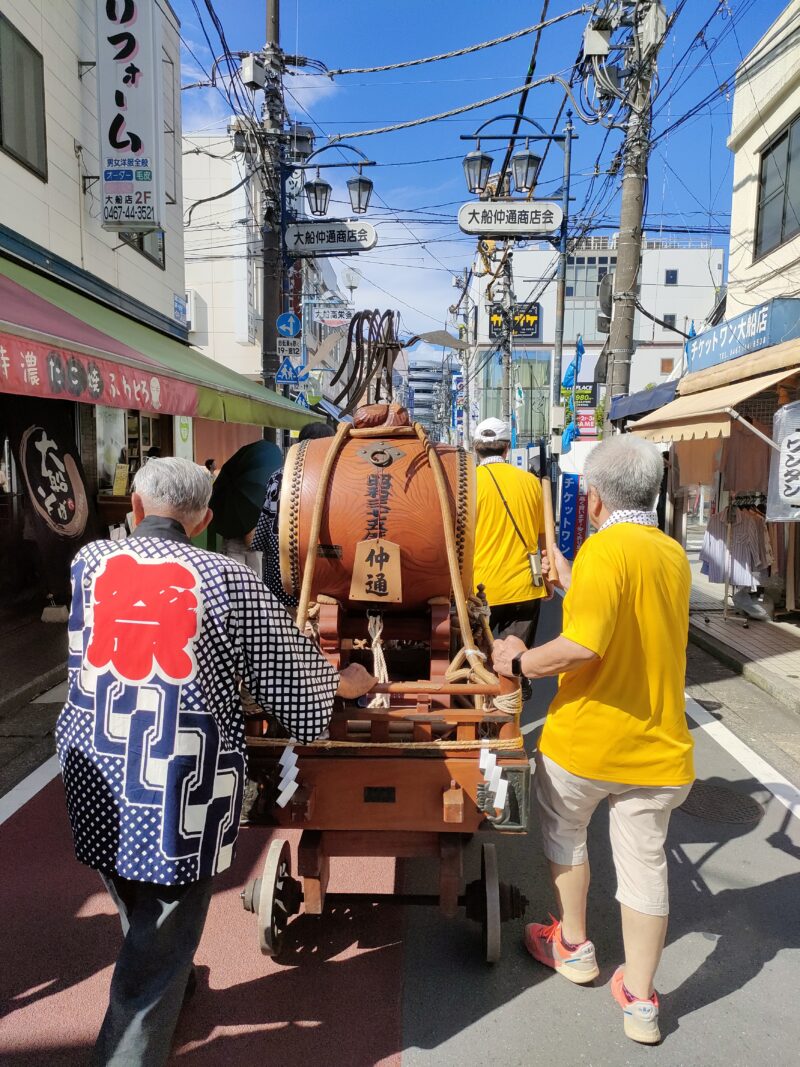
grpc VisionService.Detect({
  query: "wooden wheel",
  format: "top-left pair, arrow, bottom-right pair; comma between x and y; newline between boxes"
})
481,843 -> 501,964
256,839 -> 300,958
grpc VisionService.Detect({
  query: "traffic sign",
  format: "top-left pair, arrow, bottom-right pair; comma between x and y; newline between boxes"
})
457,199 -> 563,236
277,337 -> 302,360
295,392 -> 309,409
275,356 -> 307,386
276,312 -> 301,337
286,220 -> 377,256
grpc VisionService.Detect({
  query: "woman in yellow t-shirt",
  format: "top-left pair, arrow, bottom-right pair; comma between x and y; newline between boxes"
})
493,435 -> 693,1047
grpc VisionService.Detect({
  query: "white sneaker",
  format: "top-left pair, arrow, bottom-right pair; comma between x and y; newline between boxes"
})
611,966 -> 661,1044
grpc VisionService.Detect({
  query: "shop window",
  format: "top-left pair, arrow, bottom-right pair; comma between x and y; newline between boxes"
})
755,117 -> 800,257
660,358 -> 674,374
0,13 -> 47,180
663,313 -> 676,329
120,229 -> 166,269
665,269 -> 678,286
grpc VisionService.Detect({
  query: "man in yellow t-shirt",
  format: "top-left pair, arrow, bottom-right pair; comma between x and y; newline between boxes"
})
493,435 -> 694,1047
472,418 -> 547,665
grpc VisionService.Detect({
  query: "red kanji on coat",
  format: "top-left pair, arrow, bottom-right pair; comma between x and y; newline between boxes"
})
87,555 -> 201,682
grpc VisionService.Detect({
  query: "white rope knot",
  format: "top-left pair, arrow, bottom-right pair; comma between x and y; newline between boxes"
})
367,613 -> 390,708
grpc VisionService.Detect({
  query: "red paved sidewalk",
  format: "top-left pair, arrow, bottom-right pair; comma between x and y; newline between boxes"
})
0,779 -> 403,1066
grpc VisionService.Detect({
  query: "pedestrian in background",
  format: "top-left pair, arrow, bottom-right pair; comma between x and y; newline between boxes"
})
472,417 -> 547,698
56,457 -> 374,1066
493,435 -> 694,1046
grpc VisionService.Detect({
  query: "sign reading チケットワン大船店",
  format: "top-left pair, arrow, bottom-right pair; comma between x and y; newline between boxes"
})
0,331 -> 197,416
97,0 -> 164,232
687,298 -> 800,373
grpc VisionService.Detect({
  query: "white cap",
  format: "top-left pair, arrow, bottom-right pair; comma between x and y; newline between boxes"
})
474,417 -> 511,443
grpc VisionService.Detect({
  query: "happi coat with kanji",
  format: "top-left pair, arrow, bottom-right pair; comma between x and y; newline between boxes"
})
56,515 -> 338,885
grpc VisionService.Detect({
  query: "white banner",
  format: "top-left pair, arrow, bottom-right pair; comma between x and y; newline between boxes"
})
97,0 -> 164,232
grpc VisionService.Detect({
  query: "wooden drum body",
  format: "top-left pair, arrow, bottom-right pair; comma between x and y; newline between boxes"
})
279,424 -> 476,611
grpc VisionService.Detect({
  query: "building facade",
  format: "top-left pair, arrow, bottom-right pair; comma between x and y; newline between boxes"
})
465,236 -> 724,444
726,0 -> 800,316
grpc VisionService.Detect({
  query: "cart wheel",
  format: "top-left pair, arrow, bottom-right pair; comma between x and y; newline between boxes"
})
481,843 -> 502,964
242,839 -> 302,958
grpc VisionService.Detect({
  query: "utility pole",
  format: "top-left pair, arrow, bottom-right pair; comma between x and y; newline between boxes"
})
500,252 -> 515,425
551,112 -> 574,408
603,2 -> 664,432
260,0 -> 284,402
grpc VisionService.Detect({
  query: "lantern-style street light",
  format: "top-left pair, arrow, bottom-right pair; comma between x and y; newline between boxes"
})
346,167 -> 374,214
303,169 -> 332,216
462,146 -> 493,195
511,143 -> 542,194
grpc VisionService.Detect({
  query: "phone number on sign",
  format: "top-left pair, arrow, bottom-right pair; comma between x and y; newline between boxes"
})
103,206 -> 156,222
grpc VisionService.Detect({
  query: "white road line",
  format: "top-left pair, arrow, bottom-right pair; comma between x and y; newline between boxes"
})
685,696 -> 800,822
0,755 -> 60,827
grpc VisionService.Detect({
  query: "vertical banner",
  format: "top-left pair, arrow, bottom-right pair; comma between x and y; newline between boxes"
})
575,476 -> 589,553
97,0 -> 164,232
558,473 -> 580,559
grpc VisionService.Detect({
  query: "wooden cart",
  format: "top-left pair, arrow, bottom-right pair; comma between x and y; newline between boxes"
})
240,410 -> 532,962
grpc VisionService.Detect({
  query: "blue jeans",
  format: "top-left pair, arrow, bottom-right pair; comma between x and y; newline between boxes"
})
93,873 -> 213,1066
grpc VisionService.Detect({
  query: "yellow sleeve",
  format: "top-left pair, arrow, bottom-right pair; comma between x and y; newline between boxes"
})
560,541 -> 622,657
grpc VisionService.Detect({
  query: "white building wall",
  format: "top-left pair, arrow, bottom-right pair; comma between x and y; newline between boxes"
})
726,1 -> 800,316
183,134 -> 264,378
467,239 -> 723,417
0,0 -> 185,325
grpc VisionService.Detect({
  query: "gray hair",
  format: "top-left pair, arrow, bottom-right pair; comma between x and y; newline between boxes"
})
132,457 -> 212,525
583,435 -> 664,513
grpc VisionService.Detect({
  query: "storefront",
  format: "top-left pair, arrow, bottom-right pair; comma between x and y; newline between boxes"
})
0,257 -> 317,616
631,298 -> 800,617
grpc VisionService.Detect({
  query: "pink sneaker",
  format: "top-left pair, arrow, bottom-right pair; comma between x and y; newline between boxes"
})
611,966 -> 661,1044
524,915 -> 599,984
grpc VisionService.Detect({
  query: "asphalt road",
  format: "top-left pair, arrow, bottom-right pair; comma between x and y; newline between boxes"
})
1,598 -> 799,1066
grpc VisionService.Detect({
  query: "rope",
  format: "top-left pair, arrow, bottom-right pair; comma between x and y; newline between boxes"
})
327,7 -> 589,75
367,614 -> 390,708
248,736 -> 525,752
296,421 -> 351,631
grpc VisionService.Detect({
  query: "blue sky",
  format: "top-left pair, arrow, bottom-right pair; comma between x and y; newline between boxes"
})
176,0 -> 787,338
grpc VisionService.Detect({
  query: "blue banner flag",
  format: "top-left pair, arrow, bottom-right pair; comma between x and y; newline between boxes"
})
561,334 -> 585,390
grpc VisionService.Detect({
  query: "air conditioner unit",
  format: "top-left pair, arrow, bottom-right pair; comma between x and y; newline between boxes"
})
185,290 -> 197,333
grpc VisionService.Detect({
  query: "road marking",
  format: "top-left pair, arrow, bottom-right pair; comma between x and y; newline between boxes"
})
685,696 -> 800,822
0,755 -> 60,827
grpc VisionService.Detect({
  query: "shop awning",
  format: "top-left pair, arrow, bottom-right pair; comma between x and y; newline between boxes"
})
631,368 -> 795,442
0,258 -> 318,430
609,380 -> 677,422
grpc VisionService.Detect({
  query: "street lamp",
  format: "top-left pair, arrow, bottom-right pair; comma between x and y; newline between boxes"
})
304,169 -> 332,216
511,142 -> 542,194
462,146 -> 493,195
347,167 -> 373,214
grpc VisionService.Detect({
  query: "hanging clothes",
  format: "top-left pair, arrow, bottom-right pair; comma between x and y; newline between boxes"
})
699,507 -> 770,590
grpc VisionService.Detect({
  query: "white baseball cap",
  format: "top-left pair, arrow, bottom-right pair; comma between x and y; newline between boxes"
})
474,417 -> 511,443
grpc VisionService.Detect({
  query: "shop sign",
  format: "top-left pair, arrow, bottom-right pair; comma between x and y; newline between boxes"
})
97,0 -> 164,232
778,432 -> 800,504
286,221 -> 377,255
558,473 -> 581,560
560,383 -> 598,408
0,331 -> 197,416
489,303 -> 541,339
20,424 -> 89,538
458,200 -> 563,236
687,298 -> 800,373
576,409 -> 598,436
173,415 -> 193,460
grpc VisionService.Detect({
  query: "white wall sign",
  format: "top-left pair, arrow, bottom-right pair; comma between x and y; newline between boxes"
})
778,432 -> 800,504
286,221 -> 377,255
457,199 -> 563,236
97,0 -> 165,232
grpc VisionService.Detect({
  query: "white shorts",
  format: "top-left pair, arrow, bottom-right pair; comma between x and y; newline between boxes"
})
534,752 -> 692,917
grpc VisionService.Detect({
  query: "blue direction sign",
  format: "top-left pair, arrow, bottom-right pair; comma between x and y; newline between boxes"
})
276,311 -> 301,337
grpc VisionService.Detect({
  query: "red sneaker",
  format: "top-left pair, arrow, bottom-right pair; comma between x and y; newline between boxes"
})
611,966 -> 661,1044
523,915 -> 599,984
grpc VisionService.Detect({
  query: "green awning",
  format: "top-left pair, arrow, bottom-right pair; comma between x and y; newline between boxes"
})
0,257 -> 320,430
